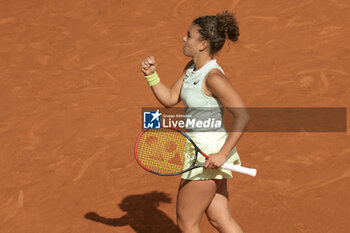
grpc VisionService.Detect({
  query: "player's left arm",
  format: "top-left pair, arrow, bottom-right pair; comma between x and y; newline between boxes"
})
204,69 -> 250,169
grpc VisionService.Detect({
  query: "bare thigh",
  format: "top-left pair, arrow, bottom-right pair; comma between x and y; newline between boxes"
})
205,180 -> 243,233
176,179 -> 225,228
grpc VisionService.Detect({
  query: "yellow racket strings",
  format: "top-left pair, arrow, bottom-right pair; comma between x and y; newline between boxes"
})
137,129 -> 188,174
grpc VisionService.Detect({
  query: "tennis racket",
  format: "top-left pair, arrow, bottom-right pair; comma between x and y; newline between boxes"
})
135,128 -> 257,177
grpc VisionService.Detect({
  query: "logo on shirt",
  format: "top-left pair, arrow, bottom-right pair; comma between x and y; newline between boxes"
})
193,80 -> 200,85
143,109 -> 161,129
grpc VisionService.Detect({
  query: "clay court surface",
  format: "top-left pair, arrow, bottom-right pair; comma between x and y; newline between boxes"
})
1,0 -> 349,232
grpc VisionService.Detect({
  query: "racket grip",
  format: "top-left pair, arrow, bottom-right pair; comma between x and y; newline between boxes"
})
221,163 -> 257,177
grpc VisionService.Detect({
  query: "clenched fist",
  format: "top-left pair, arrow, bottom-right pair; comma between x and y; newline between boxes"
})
141,56 -> 157,76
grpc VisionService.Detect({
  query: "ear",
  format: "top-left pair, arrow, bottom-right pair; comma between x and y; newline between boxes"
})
199,40 -> 209,52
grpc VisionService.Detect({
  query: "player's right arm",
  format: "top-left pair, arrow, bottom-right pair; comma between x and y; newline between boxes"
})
141,56 -> 193,108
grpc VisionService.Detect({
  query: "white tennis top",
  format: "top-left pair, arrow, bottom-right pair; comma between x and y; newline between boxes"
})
180,59 -> 226,132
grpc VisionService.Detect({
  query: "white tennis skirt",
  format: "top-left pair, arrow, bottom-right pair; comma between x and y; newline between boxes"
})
181,131 -> 241,180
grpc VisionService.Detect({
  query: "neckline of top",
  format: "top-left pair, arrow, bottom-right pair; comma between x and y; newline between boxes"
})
192,59 -> 216,74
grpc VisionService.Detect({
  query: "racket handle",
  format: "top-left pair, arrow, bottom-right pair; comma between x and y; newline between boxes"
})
221,163 -> 257,177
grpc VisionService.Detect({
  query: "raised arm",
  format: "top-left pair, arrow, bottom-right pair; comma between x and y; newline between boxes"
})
141,56 -> 193,108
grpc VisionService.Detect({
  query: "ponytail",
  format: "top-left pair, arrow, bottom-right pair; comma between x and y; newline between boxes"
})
193,11 -> 239,54
216,10 -> 240,42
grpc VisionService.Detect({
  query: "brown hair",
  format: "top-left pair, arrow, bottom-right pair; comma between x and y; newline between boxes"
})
192,10 -> 240,55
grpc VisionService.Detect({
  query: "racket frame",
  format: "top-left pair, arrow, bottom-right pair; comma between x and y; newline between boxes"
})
135,127 -> 257,177
135,127 -> 216,176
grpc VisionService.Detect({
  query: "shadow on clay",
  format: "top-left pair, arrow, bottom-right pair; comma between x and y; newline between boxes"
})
84,191 -> 181,233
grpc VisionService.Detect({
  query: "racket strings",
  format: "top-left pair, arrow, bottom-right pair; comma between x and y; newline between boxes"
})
136,129 -> 189,174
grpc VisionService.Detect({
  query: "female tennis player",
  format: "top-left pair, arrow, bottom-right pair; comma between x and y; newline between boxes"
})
140,11 -> 249,233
